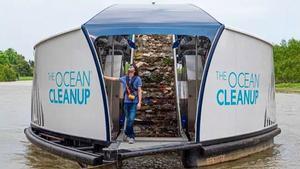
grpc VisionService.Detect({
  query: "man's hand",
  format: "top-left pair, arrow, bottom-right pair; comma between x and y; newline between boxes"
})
137,102 -> 142,110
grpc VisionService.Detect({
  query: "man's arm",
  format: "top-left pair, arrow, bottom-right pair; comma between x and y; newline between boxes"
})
104,75 -> 119,81
137,86 -> 142,110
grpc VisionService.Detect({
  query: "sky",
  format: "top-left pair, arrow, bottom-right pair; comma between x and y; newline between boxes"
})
0,0 -> 299,60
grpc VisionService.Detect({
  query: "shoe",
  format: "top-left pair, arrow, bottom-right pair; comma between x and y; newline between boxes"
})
128,138 -> 135,144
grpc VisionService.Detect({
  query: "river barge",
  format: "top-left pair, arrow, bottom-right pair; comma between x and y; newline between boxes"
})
25,4 -> 280,168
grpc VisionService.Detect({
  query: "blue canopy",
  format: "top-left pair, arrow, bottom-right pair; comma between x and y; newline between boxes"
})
83,4 -> 222,40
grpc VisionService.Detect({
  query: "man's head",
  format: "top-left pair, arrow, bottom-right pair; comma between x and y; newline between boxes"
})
128,64 -> 136,77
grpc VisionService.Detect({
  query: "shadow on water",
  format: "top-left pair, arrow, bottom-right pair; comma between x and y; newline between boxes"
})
1,81 -> 300,169
22,143 -> 79,169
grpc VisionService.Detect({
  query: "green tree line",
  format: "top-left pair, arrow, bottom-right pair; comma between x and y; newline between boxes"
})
273,39 -> 300,83
0,48 -> 34,81
0,39 -> 299,82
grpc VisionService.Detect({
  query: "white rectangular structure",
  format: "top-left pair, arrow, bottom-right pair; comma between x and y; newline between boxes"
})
199,28 -> 276,141
33,29 -> 109,141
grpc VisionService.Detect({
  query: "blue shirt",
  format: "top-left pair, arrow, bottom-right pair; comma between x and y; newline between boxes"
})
120,75 -> 142,103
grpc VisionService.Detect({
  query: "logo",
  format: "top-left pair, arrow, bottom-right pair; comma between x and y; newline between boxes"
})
216,71 -> 260,106
48,70 -> 91,105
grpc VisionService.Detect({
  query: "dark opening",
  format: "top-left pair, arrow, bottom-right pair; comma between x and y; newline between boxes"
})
94,34 -> 211,141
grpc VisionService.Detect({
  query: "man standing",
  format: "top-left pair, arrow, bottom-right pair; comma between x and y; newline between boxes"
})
104,64 -> 142,144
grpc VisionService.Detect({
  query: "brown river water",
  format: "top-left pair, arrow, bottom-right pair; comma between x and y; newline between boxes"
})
0,81 -> 300,169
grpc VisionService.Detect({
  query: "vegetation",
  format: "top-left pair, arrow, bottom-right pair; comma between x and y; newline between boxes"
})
273,39 -> 300,92
275,83 -> 300,93
273,39 -> 300,83
0,48 -> 34,81
273,39 -> 300,91
18,76 -> 33,81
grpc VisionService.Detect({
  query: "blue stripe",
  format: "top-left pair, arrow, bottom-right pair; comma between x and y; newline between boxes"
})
195,25 -> 225,142
81,25 -> 111,142
85,24 -> 220,43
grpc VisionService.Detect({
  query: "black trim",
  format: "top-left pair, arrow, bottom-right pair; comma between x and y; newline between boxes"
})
200,124 -> 278,146
201,127 -> 281,156
25,125 -> 280,165
81,26 -> 111,142
24,127 -> 103,165
31,123 -> 110,146
196,25 -> 225,142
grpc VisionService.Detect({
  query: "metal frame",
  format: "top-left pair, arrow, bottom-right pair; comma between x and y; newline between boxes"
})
172,35 -> 184,137
195,25 -> 225,142
82,25 -> 111,142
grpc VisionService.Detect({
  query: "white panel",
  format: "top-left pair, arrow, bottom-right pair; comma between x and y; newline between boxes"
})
104,55 -> 122,77
185,55 -> 204,80
34,29 -> 108,141
200,28 -> 276,141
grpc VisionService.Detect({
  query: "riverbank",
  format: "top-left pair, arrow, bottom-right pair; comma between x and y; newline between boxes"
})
18,76 -> 33,81
276,83 -> 300,93
0,76 -> 33,82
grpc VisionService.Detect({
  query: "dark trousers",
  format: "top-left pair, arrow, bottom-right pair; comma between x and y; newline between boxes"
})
124,103 -> 137,138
